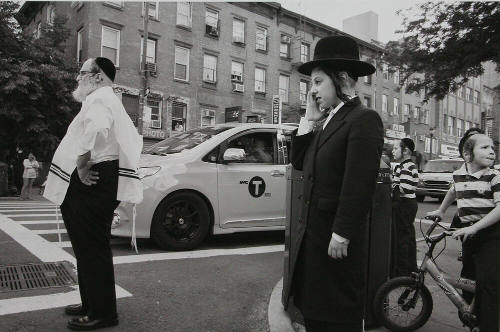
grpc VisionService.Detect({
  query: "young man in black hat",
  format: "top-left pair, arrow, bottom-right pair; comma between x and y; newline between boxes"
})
288,35 -> 384,332
45,57 -> 143,330
392,137 -> 419,277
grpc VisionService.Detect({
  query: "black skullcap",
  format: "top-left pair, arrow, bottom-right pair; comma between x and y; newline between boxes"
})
95,57 -> 116,82
401,137 -> 415,152
458,127 -> 483,157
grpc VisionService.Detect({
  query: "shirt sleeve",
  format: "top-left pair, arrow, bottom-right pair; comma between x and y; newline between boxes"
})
332,232 -> 349,244
400,163 -> 419,195
491,173 -> 500,204
296,117 -> 315,135
23,159 -> 31,168
77,103 -> 113,156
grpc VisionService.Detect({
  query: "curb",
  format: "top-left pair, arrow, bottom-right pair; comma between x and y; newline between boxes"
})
268,278 -> 295,332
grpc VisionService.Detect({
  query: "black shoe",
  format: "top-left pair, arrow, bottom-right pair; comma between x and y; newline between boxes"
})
67,315 -> 118,330
65,304 -> 87,316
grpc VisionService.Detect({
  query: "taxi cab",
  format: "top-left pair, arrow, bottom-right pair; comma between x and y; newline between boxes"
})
111,123 -> 297,250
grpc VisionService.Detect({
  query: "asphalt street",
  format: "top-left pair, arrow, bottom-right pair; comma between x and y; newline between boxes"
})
0,194 -> 468,332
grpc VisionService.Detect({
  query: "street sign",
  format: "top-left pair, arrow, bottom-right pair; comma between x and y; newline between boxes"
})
272,95 -> 281,124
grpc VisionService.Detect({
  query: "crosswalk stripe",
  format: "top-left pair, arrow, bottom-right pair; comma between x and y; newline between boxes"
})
18,220 -> 64,225
33,229 -> 67,235
4,214 -> 62,218
55,241 -> 72,248
0,209 -> 60,212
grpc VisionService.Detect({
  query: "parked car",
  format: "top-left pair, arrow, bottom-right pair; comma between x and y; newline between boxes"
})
416,159 -> 464,202
111,123 -> 297,250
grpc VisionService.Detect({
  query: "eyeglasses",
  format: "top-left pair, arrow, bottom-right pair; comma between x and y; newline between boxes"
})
77,70 -> 99,78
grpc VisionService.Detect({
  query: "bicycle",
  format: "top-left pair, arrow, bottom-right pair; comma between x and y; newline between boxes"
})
372,216 -> 479,332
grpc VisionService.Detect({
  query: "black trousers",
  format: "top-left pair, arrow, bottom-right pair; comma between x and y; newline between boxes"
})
393,198 -> 418,277
473,238 -> 499,331
61,160 -> 120,319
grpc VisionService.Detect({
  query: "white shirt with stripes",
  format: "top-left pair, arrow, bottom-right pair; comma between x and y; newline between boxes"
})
393,159 -> 419,199
453,164 -> 500,224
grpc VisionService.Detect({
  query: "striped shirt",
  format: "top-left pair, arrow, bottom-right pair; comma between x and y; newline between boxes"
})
453,164 -> 500,224
393,159 -> 419,199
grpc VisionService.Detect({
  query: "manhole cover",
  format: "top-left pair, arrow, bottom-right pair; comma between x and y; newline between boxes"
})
0,261 -> 77,292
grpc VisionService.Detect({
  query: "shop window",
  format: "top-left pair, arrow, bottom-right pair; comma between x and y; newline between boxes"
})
172,101 -> 186,132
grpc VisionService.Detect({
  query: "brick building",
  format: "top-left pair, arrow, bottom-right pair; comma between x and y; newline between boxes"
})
18,1 -> 412,147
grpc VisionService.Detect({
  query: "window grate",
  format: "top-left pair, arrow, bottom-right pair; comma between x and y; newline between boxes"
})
0,262 -> 76,292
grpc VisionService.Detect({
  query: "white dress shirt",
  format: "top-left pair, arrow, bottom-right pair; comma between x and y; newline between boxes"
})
296,100 -> 350,244
77,87 -> 120,163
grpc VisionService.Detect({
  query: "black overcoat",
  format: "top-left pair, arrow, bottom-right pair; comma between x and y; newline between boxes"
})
289,97 -> 384,323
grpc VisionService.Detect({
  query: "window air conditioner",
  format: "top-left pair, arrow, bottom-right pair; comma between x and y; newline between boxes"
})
150,120 -> 161,129
203,110 -> 215,117
146,62 -> 157,75
232,83 -> 244,92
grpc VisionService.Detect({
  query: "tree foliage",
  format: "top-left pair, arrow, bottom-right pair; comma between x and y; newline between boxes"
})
0,1 -> 79,161
384,1 -> 500,101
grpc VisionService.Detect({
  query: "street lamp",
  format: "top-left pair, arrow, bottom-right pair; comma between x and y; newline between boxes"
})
429,127 -> 435,160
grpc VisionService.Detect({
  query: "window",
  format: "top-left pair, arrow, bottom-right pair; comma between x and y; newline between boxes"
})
457,87 -> 463,98
176,2 -> 192,27
393,70 -> 400,85
473,90 -> 479,103
382,64 -> 389,80
232,18 -> 245,44
404,104 -> 410,117
47,5 -> 56,25
393,97 -> 399,115
364,75 -> 372,85
140,37 -> 156,64
174,46 -> 189,81
147,97 -> 162,129
414,106 -> 420,120
77,28 -> 83,63
300,80 -> 308,106
201,109 -> 215,127
101,26 -> 120,66
466,87 -> 471,101
424,109 -> 429,124
448,116 -> 454,135
382,94 -> 388,113
280,35 -> 291,58
227,132 -> 274,164
457,119 -> 463,137
205,8 -> 219,37
171,101 -> 186,132
202,54 -> 217,83
254,68 -> 266,93
279,74 -> 289,103
231,61 -> 243,83
363,96 -> 372,108
143,1 -> 159,20
255,26 -> 267,51
300,43 -> 310,63
465,121 -> 471,131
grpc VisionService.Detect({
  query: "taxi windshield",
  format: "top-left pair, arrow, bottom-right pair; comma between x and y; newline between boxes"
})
423,160 -> 463,173
143,127 -> 232,155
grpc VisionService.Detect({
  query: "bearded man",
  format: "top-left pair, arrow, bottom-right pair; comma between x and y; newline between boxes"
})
44,57 -> 143,330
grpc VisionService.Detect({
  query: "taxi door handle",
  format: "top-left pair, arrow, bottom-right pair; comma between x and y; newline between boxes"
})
271,170 -> 285,177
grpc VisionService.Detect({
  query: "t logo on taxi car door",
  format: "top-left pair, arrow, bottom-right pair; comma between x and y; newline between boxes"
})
249,176 -> 266,197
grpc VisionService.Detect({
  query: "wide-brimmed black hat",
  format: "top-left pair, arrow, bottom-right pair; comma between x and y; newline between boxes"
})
298,35 -> 375,77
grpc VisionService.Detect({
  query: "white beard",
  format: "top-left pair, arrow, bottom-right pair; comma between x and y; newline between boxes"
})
72,82 -> 97,103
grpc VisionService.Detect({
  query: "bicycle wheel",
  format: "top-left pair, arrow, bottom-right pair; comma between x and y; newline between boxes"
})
373,277 -> 433,331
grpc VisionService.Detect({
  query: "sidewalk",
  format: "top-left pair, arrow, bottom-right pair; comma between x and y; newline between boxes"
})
0,186 -> 47,202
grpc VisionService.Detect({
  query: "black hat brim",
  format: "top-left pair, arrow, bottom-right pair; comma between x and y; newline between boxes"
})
298,58 -> 376,77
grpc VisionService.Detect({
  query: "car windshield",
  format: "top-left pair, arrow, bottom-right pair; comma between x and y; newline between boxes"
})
423,160 -> 463,173
143,127 -> 232,155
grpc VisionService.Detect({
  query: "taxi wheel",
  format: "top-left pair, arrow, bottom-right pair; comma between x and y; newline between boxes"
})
151,192 -> 210,251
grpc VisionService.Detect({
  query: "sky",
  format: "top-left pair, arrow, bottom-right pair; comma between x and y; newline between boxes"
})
277,0 -> 421,43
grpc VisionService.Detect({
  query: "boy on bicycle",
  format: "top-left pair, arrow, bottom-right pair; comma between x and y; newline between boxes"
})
427,130 -> 500,332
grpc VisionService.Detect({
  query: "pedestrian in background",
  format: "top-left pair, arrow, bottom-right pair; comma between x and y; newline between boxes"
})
44,57 -> 143,331
392,138 -> 419,277
427,130 -> 499,331
290,35 -> 384,332
20,152 -> 39,200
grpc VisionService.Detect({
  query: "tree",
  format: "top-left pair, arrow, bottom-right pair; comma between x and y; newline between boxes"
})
384,1 -> 500,101
0,1 -> 79,162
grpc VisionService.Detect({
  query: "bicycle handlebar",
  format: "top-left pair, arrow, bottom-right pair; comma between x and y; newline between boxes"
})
424,215 -> 442,237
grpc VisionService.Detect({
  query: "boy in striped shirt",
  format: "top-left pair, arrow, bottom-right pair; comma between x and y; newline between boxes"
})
392,138 -> 420,276
427,132 -> 499,331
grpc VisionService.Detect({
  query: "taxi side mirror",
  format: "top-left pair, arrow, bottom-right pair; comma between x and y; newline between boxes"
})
223,148 -> 245,163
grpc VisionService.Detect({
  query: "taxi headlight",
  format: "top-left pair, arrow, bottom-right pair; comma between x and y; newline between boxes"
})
138,166 -> 161,179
